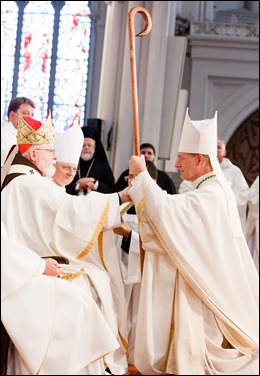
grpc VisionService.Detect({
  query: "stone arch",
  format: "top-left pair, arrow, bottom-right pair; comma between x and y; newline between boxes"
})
218,84 -> 259,142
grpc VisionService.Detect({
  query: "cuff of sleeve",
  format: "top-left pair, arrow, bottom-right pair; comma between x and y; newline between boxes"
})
117,192 -> 122,205
39,259 -> 46,274
121,231 -> 132,254
129,170 -> 151,204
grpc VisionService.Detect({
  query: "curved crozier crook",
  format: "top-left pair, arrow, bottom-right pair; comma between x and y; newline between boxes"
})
128,6 -> 152,37
128,6 -> 152,156
128,6 -> 152,275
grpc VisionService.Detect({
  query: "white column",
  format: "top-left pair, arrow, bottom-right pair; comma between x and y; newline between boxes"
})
198,1 -> 214,21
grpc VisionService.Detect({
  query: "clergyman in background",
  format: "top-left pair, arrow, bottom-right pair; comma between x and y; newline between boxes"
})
1,96 -> 35,166
66,126 -> 117,195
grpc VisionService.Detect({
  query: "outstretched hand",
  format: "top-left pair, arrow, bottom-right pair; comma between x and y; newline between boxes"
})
118,186 -> 132,204
113,217 -> 131,238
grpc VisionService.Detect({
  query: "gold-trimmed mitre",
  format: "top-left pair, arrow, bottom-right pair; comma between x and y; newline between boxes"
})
17,112 -> 54,146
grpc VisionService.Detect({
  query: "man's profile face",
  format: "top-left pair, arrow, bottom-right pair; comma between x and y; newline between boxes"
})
140,147 -> 155,162
175,152 -> 198,181
31,145 -> 57,177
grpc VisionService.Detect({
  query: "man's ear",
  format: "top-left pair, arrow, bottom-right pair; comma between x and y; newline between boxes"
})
196,154 -> 204,164
8,111 -> 16,124
29,148 -> 37,163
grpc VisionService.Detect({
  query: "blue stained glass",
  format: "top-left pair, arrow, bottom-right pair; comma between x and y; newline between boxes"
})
1,1 -> 91,127
16,1 -> 54,121
53,1 -> 91,129
1,1 -> 18,120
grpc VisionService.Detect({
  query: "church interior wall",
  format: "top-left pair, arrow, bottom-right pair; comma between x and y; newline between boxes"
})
93,1 -> 258,184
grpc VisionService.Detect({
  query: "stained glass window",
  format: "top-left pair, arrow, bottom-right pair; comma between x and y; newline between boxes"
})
53,1 -> 91,129
1,1 -> 91,129
17,1 -> 54,121
1,1 -> 18,120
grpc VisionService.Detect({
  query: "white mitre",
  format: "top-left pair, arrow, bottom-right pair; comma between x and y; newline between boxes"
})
54,125 -> 84,165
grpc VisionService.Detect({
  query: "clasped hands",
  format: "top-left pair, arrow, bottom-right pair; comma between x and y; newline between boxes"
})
118,155 -> 146,204
76,177 -> 96,191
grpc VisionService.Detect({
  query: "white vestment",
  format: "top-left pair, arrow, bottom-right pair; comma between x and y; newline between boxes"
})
75,230 -> 129,375
129,170 -> 259,375
114,212 -> 142,365
47,180 -> 129,375
246,176 -> 259,273
1,120 -> 17,167
1,221 -> 119,375
179,158 -> 249,236
1,161 -> 127,374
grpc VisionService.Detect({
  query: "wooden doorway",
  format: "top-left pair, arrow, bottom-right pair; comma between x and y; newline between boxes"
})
226,109 -> 259,186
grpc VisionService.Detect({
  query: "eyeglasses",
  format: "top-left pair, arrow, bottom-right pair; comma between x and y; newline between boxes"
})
34,148 -> 56,155
124,175 -> 136,181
